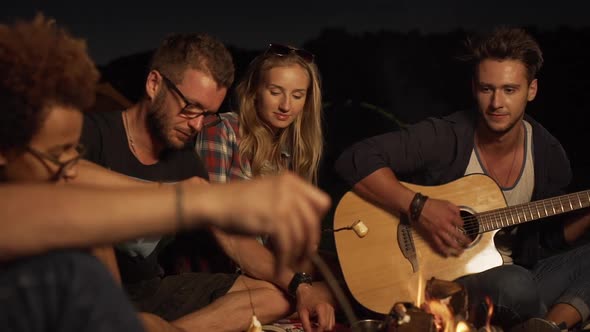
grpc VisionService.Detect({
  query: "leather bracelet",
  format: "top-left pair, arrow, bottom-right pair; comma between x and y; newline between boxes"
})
409,192 -> 428,222
288,272 -> 313,297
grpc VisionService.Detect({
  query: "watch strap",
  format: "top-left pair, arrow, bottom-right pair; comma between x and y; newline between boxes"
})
288,272 -> 313,296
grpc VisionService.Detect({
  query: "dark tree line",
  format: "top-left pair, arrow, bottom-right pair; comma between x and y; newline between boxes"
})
98,26 -> 590,203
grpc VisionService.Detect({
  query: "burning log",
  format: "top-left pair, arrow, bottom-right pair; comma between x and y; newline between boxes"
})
391,302 -> 436,332
366,278 -> 503,332
424,278 -> 469,321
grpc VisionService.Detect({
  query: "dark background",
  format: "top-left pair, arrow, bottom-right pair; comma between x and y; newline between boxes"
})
3,1 -> 589,212
4,0 -> 590,226
3,0 -> 589,65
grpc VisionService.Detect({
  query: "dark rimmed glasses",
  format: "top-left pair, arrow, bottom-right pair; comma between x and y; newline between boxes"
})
160,74 -> 222,129
26,144 -> 85,181
266,43 -> 315,63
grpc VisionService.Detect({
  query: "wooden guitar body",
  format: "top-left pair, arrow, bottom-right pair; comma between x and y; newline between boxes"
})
334,174 -> 506,313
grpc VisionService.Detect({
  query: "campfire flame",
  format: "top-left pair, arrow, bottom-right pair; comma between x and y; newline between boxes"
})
379,279 -> 500,331
420,280 -> 497,332
422,298 -> 496,332
423,299 -> 455,332
484,296 -> 494,330
455,321 -> 471,332
416,270 -> 425,306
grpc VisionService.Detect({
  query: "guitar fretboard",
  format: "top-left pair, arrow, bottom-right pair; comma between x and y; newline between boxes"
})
477,190 -> 590,232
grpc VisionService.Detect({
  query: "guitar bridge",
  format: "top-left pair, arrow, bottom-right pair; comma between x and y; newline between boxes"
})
398,217 -> 419,272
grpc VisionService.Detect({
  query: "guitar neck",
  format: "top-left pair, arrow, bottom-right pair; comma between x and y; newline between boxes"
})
477,190 -> 590,232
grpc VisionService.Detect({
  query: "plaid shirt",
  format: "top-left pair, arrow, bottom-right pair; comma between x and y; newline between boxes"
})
195,112 -> 252,183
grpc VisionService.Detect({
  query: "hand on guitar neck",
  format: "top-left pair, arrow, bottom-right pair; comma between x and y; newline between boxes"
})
413,198 -> 471,257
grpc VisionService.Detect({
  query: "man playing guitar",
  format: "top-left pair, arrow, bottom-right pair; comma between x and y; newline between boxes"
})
335,27 -> 590,331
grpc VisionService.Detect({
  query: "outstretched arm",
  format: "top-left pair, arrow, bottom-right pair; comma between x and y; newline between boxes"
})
0,173 -> 330,274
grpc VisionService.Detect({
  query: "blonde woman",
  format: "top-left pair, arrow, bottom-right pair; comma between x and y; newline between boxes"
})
196,43 -> 323,184
196,44 -> 334,331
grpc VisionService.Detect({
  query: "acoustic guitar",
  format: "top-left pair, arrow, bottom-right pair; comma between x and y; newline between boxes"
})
334,174 -> 590,314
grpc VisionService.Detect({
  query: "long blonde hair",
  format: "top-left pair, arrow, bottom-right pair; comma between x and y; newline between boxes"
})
235,50 -> 323,184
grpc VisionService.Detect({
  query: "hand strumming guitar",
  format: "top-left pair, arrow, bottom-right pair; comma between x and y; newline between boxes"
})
413,197 -> 470,257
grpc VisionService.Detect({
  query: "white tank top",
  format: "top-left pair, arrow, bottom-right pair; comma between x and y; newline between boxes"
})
464,120 -> 534,264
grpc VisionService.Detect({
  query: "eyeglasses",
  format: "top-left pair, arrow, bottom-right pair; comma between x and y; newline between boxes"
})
26,144 -> 85,181
265,43 -> 315,63
160,73 -> 222,129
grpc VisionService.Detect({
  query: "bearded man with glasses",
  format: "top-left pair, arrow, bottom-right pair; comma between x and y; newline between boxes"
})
76,32 -> 335,331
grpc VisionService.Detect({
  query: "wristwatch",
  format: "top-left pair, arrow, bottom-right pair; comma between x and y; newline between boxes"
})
288,272 -> 313,296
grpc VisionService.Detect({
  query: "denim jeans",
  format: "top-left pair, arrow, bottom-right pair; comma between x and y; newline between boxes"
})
0,250 -> 144,332
456,243 -> 590,329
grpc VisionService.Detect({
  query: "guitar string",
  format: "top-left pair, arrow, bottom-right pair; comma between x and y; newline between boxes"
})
399,202 -> 587,240
477,196 -> 587,231
391,192 -> 590,252
338,190 -> 590,235
446,191 -> 590,235
337,191 -> 590,254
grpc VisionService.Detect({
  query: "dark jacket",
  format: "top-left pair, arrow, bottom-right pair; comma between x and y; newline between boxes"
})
335,110 -> 572,267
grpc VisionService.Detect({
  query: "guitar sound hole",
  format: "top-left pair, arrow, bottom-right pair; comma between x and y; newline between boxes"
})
460,210 -> 479,244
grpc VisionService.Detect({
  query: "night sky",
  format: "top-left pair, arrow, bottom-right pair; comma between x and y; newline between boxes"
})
2,0 -> 589,65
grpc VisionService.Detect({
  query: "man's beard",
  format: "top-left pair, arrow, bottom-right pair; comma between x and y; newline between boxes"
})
146,91 -> 186,150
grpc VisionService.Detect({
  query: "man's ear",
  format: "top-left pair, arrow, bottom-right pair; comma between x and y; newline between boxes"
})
145,70 -> 162,100
527,79 -> 538,102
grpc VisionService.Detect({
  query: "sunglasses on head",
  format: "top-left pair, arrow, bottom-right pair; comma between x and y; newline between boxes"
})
265,43 -> 315,63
